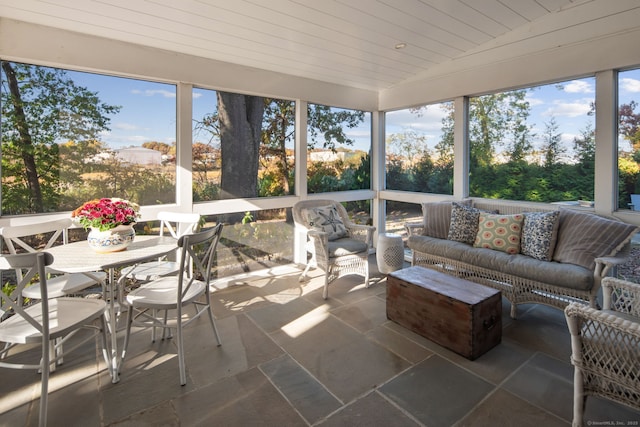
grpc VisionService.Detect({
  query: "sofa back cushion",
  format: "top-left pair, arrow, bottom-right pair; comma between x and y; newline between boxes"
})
421,200 -> 471,239
473,213 -> 524,254
553,210 -> 639,269
521,211 -> 560,261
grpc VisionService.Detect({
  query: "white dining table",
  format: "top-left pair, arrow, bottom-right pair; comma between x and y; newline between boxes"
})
46,235 -> 178,383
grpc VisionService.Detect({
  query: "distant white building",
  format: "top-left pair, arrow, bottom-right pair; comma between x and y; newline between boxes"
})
309,150 -> 359,162
116,147 -> 162,165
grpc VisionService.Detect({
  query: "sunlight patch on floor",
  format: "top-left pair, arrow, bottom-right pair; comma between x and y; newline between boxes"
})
281,304 -> 331,339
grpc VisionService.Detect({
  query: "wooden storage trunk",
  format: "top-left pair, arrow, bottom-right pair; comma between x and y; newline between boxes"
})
387,266 -> 502,360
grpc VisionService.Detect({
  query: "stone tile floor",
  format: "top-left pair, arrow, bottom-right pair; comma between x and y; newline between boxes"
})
1,257 -> 639,426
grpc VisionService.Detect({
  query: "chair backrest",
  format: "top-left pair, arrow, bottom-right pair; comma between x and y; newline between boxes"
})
157,212 -> 201,239
0,219 -> 72,283
176,224 -> 223,298
292,199 -> 351,232
0,252 -> 53,336
0,218 -> 73,254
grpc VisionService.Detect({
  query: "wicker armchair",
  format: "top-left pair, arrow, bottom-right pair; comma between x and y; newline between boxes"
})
564,277 -> 640,427
292,199 -> 375,299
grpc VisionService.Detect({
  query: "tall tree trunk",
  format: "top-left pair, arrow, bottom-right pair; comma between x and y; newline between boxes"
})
2,62 -> 43,212
217,92 -> 264,221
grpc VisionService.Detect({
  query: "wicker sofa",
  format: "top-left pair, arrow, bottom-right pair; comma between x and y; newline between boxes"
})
406,199 -> 639,318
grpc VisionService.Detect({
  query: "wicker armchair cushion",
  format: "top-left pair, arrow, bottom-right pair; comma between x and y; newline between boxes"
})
305,205 -> 348,241
553,210 -> 639,269
473,213 -> 524,254
408,235 -> 594,290
328,238 -> 368,257
521,211 -> 560,261
421,200 -> 472,239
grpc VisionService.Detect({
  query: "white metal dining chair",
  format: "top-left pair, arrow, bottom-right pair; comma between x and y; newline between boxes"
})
0,252 -> 109,427
118,212 -> 200,342
119,212 -> 200,282
0,218 -> 107,299
121,224 -> 223,385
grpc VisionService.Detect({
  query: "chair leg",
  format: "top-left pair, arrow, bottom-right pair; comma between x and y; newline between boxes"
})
39,337 -> 50,427
572,367 -> 585,427
151,309 -> 157,342
177,310 -> 186,386
364,261 -> 370,288
299,262 -> 313,282
99,316 -> 111,375
121,306 -> 134,363
162,310 -> 171,340
322,272 -> 329,299
204,292 -> 222,346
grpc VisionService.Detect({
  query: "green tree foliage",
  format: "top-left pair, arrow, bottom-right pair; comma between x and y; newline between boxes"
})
261,99 -> 295,195
307,105 -> 365,150
542,117 -> 565,168
1,61 -> 120,214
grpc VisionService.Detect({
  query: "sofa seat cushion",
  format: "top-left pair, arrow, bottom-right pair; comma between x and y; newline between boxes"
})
408,235 -> 593,291
328,238 -> 368,257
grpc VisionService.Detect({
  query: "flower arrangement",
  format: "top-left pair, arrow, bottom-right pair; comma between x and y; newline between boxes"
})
72,198 -> 140,231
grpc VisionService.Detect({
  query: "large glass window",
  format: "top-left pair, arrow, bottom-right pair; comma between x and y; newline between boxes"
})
469,78 -> 595,203
385,102 -> 454,194
307,104 -> 370,193
385,199 -> 420,243
200,208 -> 294,278
1,61 -> 176,215
618,68 -> 640,210
192,88 -> 295,202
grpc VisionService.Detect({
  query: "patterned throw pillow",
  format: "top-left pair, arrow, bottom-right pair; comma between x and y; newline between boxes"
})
421,200 -> 472,239
447,202 -> 482,245
305,205 -> 348,241
473,213 -> 524,254
521,211 -> 560,261
553,210 -> 639,269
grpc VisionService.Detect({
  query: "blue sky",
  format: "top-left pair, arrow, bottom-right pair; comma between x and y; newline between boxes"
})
66,68 -> 640,153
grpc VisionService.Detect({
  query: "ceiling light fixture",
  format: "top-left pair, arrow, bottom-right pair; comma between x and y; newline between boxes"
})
395,42 -> 407,50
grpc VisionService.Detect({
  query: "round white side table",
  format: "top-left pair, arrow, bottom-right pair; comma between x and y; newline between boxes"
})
376,233 -> 404,274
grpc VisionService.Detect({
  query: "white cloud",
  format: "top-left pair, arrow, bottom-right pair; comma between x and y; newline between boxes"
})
386,105 -> 448,133
131,89 -> 176,98
525,93 -> 545,107
563,80 -> 594,94
621,77 -> 640,93
542,99 -> 591,118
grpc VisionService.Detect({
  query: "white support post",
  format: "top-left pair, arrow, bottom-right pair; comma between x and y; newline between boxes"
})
372,111 -> 385,245
453,96 -> 469,200
176,83 -> 193,211
293,101 -> 308,265
594,70 -> 618,216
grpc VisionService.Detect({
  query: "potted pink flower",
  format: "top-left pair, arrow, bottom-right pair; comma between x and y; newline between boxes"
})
72,198 -> 140,252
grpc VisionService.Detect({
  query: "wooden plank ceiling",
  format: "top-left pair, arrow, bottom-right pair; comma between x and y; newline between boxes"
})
0,0 -> 609,91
